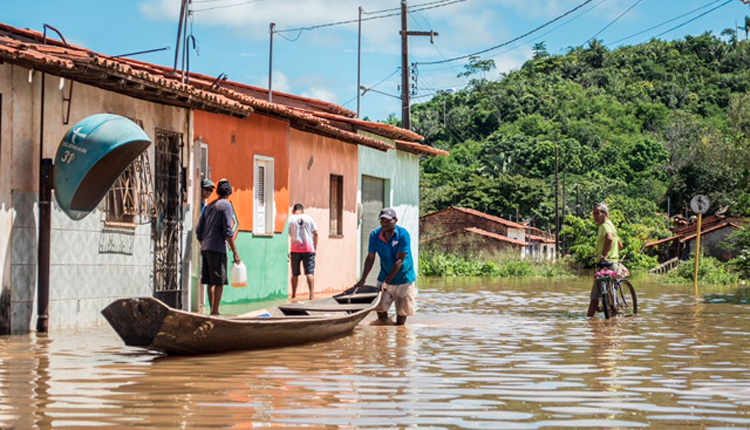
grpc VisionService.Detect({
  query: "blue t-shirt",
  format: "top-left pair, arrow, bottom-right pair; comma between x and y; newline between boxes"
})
368,225 -> 417,285
196,199 -> 234,253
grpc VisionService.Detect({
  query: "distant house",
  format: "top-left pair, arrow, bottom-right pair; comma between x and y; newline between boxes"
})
643,215 -> 745,262
420,207 -> 556,260
421,227 -> 529,256
526,226 -> 557,261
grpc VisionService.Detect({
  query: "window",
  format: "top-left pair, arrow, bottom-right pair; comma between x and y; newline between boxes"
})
105,118 -> 149,227
330,174 -> 343,236
106,164 -> 137,225
254,155 -> 275,235
199,140 -> 210,181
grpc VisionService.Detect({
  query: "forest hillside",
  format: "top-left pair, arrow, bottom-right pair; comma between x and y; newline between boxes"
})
411,33 -> 750,269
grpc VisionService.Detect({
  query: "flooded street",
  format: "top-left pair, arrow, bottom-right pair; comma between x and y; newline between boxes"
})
2,276 -> 750,429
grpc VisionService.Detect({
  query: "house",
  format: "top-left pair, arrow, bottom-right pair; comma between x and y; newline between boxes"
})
644,215 -> 745,262
303,115 -> 448,285
0,23 -> 252,333
420,207 -> 557,259
0,22 -> 447,334
526,226 -> 557,261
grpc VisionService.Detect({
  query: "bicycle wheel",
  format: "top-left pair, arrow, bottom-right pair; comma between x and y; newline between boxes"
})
601,280 -> 613,320
615,279 -> 638,316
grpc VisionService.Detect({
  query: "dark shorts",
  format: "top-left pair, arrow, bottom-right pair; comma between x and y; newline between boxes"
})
291,252 -> 315,276
201,250 -> 228,286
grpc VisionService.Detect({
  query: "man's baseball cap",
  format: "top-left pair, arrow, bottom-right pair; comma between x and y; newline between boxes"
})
379,207 -> 397,220
201,178 -> 215,189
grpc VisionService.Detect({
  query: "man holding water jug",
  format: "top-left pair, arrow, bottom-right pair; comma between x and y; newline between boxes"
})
197,179 -> 241,316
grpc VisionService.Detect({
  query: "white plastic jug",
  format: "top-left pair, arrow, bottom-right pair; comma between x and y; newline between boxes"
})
231,261 -> 248,288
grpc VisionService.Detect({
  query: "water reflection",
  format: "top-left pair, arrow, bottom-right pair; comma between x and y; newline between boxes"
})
1,277 -> 750,428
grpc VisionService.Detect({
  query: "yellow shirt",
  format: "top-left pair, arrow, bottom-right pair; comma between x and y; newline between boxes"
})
595,219 -> 619,263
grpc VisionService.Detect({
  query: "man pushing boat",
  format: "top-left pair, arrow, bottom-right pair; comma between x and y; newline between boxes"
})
354,207 -> 417,326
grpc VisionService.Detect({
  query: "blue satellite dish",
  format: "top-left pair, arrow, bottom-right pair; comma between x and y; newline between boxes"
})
53,114 -> 152,220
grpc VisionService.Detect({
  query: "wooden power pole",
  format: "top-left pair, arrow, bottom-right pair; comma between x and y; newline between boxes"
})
400,0 -> 438,130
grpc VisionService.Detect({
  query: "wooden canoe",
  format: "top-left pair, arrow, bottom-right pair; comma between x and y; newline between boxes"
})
101,286 -> 381,355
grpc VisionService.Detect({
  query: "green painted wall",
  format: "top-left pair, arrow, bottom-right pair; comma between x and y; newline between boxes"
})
358,133 -> 421,265
222,229 -> 289,304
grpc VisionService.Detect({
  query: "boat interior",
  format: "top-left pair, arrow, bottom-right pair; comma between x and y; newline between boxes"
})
235,289 -> 379,319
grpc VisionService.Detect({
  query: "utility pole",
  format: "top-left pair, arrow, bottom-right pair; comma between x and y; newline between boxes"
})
173,0 -> 189,70
357,7 -> 363,117
561,168 -> 566,256
268,22 -> 275,103
400,0 -> 438,130
554,143 -> 559,259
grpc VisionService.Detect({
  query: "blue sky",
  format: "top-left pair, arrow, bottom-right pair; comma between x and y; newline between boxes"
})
4,0 -> 749,121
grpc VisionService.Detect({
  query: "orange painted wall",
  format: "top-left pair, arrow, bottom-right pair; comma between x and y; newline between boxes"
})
194,111 -> 290,232
289,128 -> 359,294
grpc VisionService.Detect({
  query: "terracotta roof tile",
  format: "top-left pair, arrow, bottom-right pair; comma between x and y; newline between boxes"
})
0,22 -> 403,151
464,227 -> 529,246
527,234 -> 555,244
394,140 -> 449,156
420,227 -> 529,246
422,207 -> 529,230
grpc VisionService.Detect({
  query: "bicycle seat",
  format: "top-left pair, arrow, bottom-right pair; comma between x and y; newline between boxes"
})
596,261 -> 613,268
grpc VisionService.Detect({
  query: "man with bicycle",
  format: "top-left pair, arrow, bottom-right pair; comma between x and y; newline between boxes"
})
587,202 -> 623,317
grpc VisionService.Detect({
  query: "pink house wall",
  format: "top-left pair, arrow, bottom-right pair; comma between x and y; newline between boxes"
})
288,129 -> 359,295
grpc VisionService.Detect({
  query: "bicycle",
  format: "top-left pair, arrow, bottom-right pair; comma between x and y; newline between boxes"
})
595,261 -> 638,319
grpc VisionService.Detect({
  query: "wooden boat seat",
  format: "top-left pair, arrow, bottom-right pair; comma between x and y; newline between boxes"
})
334,292 -> 379,303
278,303 -> 371,313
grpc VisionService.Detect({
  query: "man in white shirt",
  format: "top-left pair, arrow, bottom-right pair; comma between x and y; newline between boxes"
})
288,203 -> 318,299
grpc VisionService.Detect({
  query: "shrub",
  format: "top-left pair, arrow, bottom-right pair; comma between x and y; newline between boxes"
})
419,250 -> 573,278
662,254 -> 740,285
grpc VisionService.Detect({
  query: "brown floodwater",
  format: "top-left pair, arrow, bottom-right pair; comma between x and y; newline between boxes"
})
2,275 -> 750,429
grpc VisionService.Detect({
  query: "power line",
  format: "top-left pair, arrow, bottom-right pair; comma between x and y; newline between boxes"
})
364,0 -> 466,15
485,0 -> 609,59
407,8 -> 470,90
192,0 -> 265,13
606,0 -> 727,46
274,0 -> 467,33
342,68 -> 402,106
586,0 -> 645,44
415,0 -> 597,65
646,0 -> 734,41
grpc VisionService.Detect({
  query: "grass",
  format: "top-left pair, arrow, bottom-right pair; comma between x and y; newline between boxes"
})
419,250 -> 573,278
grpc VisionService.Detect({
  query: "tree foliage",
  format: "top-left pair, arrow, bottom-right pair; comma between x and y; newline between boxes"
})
412,33 -> 750,267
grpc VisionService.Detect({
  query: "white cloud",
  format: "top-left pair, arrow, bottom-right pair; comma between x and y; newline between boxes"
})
301,87 -> 340,104
253,70 -> 343,104
139,0 -> 401,39
266,70 -> 292,93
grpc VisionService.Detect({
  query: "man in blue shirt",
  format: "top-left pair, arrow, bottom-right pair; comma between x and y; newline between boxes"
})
354,207 -> 417,326
197,179 -> 240,316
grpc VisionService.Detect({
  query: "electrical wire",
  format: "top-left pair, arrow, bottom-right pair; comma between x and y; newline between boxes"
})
644,0 -> 734,41
408,9 -> 469,86
485,0 -> 610,61
342,67 -> 403,107
416,0 -> 597,65
192,0 -> 265,13
364,0 -> 468,15
606,0 -> 727,46
586,0 -> 644,44
275,0 -> 467,33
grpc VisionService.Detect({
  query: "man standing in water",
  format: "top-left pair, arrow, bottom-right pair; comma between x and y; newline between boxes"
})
288,203 -> 318,300
587,202 -> 622,317
354,207 -> 417,326
197,179 -> 240,316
